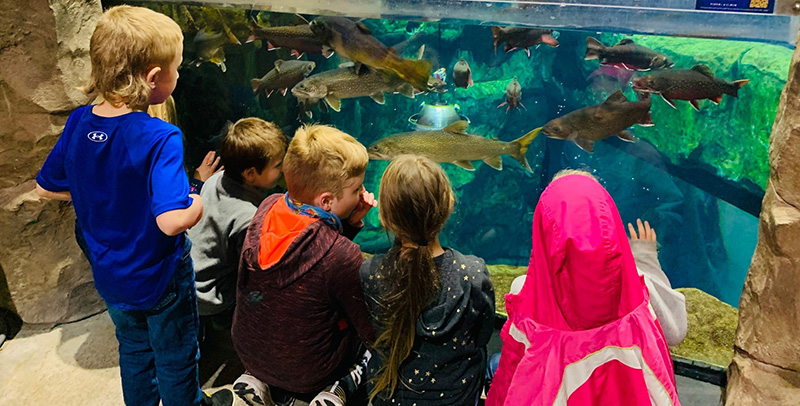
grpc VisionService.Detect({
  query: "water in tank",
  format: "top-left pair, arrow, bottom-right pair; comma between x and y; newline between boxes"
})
105,0 -> 794,368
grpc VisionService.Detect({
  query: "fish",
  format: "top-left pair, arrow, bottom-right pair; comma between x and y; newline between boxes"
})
631,64 -> 749,110
246,16 -> 331,59
309,16 -> 432,91
193,22 -> 241,72
587,65 -> 636,95
251,59 -> 316,98
453,58 -> 473,89
291,63 -> 415,112
491,27 -> 559,57
540,90 -> 653,153
498,77 -> 524,112
367,120 -> 539,172
585,37 -> 673,71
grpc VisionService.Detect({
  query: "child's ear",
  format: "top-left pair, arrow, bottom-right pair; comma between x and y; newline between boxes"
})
146,66 -> 162,89
242,167 -> 257,183
315,192 -> 334,211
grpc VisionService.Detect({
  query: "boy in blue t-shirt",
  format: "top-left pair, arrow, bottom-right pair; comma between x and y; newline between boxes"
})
36,6 -> 231,406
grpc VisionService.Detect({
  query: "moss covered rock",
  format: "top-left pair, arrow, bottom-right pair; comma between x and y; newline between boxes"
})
671,287 -> 737,367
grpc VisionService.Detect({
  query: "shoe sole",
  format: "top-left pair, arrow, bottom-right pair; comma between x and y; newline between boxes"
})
233,382 -> 266,406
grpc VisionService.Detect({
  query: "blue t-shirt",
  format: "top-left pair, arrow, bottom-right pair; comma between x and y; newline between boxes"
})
37,105 -> 192,311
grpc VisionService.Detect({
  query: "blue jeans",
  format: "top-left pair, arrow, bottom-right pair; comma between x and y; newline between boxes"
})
107,238 -> 203,406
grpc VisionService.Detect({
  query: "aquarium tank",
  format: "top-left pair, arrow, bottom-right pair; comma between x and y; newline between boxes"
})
106,0 -> 796,369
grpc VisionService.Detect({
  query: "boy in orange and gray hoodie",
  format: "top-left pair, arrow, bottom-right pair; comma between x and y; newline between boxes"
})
231,124 -> 376,406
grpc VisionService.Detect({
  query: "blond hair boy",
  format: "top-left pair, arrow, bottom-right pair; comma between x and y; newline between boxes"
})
36,6 -> 231,406
231,125 -> 376,406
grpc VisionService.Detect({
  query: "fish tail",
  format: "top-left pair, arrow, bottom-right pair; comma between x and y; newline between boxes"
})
491,26 -> 502,53
585,36 -> 605,60
250,78 -> 263,94
509,127 -> 541,173
387,57 -> 433,91
728,79 -> 750,97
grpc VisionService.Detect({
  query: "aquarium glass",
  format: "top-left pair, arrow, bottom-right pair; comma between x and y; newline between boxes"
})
108,1 -> 792,367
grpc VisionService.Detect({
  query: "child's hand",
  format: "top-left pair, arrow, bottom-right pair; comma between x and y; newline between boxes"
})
193,151 -> 223,182
628,218 -> 657,242
348,189 -> 377,226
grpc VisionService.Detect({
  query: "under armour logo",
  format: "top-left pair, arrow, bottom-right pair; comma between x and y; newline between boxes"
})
87,131 -> 108,143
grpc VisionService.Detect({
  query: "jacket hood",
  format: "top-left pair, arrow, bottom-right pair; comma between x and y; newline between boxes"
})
241,194 -> 336,289
520,174 -> 644,331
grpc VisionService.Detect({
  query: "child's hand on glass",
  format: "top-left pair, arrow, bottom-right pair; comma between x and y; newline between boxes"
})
193,151 -> 223,182
628,218 -> 657,242
348,188 -> 377,226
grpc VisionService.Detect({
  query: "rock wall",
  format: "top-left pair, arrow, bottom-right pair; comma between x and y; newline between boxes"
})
0,0 -> 104,325
725,31 -> 800,405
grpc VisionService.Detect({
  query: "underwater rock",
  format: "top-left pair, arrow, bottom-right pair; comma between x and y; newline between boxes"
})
0,0 -> 105,324
669,288 -> 736,367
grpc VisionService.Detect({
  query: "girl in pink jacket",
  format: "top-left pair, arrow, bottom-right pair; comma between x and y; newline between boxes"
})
486,170 -> 681,406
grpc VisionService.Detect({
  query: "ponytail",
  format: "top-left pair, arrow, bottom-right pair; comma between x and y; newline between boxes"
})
370,155 -> 453,401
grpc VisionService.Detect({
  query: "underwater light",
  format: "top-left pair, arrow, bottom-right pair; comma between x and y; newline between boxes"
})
408,102 -> 470,131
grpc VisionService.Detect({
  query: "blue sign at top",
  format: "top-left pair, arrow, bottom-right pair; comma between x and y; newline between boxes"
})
696,0 -> 774,13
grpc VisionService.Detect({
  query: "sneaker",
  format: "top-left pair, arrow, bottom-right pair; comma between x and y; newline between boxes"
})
233,372 -> 273,406
202,389 -> 234,406
310,383 -> 346,406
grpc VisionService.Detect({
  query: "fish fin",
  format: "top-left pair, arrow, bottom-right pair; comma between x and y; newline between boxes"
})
454,161 -> 475,171
585,36 -> 606,60
291,50 -> 304,59
354,62 -> 371,75
267,42 -> 276,51
416,44 -> 426,60
498,101 -> 508,108
281,88 -> 288,97
660,94 -> 677,109
604,90 -> 628,104
689,99 -> 700,111
468,75 -> 474,87
710,95 -> 723,104
305,110 -> 313,119
370,92 -> 386,104
639,111 -> 654,126
219,61 -> 227,73
616,38 -> 635,46
691,64 -> 715,78
734,79 -> 750,88
617,131 -> 636,142
322,46 -> 335,58
620,63 -> 635,71
289,14 -> 310,25
397,83 -> 415,99
265,89 -> 274,98
325,96 -> 342,112
573,138 -> 595,153
525,48 -> 531,58
443,120 -> 469,134
339,62 -> 356,69
250,79 -> 262,94
519,101 -> 527,110
225,29 -> 241,45
320,102 -> 329,113
387,57 -> 432,91
246,34 -> 257,44
356,21 -> 372,35
728,79 -> 750,97
505,45 -> 514,54
491,26 -> 502,54
509,127 -> 540,172
483,156 -> 503,171
274,59 -> 284,73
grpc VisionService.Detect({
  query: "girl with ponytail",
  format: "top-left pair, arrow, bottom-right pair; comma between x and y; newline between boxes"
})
360,155 -> 495,406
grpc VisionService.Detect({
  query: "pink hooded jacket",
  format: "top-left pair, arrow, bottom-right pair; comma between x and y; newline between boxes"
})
486,174 -> 680,406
